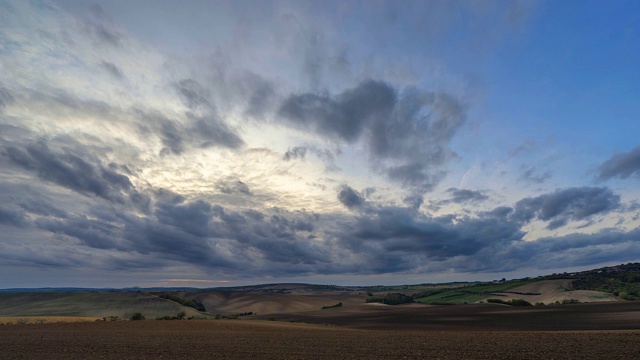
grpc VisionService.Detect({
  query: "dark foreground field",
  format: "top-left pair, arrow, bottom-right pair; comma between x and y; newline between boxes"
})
267,301 -> 640,331
3,302 -> 640,359
2,320 -> 640,360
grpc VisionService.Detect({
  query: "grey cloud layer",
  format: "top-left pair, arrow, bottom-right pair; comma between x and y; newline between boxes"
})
1,145 -> 638,278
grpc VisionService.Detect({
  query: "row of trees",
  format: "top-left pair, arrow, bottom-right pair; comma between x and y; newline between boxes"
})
159,294 -> 206,311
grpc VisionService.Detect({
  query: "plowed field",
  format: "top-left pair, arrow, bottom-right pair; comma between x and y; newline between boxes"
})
2,320 -> 640,359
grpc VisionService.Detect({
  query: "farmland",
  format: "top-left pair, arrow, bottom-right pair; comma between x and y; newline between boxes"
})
2,264 -> 640,358
2,319 -> 640,359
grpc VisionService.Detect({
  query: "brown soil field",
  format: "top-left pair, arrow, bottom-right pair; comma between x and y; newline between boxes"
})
0,316 -> 99,325
183,288 -> 368,315
264,301 -> 640,331
1,320 -> 640,359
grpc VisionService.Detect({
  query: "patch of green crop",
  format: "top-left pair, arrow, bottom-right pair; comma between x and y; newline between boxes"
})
413,280 -> 536,305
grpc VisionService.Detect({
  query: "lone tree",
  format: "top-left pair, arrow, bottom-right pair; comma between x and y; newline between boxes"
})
130,312 -> 145,321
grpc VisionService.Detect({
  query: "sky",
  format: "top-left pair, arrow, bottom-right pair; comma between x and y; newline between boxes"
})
1,0 -> 640,288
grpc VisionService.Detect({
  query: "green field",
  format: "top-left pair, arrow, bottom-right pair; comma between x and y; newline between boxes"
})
413,280 -> 536,304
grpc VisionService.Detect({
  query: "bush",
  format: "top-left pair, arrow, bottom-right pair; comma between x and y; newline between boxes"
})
486,298 -> 532,306
509,299 -> 533,306
155,311 -> 188,320
366,293 -> 413,305
160,294 -> 206,312
130,312 -> 145,321
321,302 -> 343,309
561,299 -> 580,304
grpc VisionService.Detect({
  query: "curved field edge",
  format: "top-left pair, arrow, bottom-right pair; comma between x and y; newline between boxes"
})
413,279 -> 617,305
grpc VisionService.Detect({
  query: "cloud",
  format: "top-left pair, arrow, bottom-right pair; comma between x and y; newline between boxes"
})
175,79 -> 211,110
4,142 -> 137,204
337,185 -> 365,209
135,107 -> 243,156
598,145 -> 640,180
444,188 -> 489,204
282,145 -> 339,171
338,204 -> 524,269
278,80 -> 467,193
279,79 -> 396,142
519,166 -> 551,184
99,61 -> 124,79
80,8 -> 123,47
216,178 -> 252,196
0,205 -> 27,227
0,87 -> 14,112
512,187 -> 620,229
283,146 -> 308,161
173,78 -> 245,150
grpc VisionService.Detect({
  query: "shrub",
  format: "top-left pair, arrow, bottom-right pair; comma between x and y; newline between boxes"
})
160,294 -> 206,312
155,311 -> 189,320
366,293 -> 413,305
487,298 -> 507,304
486,298 -> 532,306
130,312 -> 145,321
509,299 -> 533,306
321,302 -> 343,309
561,299 -> 580,304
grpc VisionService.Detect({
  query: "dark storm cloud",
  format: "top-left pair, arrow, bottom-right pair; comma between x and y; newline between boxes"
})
512,187 -> 620,229
35,215 -> 127,251
342,205 -> 524,262
20,186 -> 327,274
99,61 -> 124,79
444,188 -> 489,204
0,205 -> 27,227
17,198 -> 67,219
337,185 -> 365,209
134,199 -> 326,269
279,80 -> 395,142
278,80 -> 466,192
598,145 -> 640,180
493,228 -> 640,272
4,142 -> 136,204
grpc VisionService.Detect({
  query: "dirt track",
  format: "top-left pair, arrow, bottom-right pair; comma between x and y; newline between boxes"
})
2,320 -> 640,360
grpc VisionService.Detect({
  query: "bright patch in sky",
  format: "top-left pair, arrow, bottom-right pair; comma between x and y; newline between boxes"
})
1,0 -> 640,288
